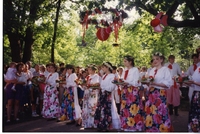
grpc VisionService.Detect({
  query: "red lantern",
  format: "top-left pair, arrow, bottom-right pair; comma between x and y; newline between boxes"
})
96,28 -> 110,41
150,18 -> 160,27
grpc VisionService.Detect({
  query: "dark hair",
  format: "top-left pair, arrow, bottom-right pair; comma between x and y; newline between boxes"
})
59,62 -> 65,67
102,62 -> 113,73
46,63 -> 51,68
66,64 -> 75,73
153,52 -> 165,65
150,59 -> 153,63
16,62 -> 24,72
124,55 -> 135,67
191,53 -> 198,59
168,55 -> 175,59
112,66 -> 117,70
59,67 -> 65,73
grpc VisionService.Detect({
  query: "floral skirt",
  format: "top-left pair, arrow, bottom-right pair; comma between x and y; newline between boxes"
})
188,91 -> 200,132
82,89 -> 99,128
42,85 -> 61,118
60,87 -> 75,121
120,86 -> 144,131
144,87 -> 171,132
94,91 -> 112,130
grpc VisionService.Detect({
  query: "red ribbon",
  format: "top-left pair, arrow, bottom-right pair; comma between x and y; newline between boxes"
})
124,70 -> 129,80
154,69 -> 158,77
102,74 -> 108,80
174,79 -> 177,88
194,64 -> 197,71
168,64 -> 172,69
47,73 -> 52,80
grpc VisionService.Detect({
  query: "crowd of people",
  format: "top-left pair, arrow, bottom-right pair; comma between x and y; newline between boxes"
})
3,47 -> 200,132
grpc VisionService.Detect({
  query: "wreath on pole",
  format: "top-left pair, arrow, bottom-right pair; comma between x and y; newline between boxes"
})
79,8 -> 128,44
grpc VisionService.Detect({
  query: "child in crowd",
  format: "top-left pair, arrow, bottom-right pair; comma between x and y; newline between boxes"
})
4,62 -> 17,91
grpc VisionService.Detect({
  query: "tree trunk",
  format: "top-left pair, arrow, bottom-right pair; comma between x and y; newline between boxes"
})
8,32 -> 22,62
51,0 -> 61,63
22,27 -> 34,63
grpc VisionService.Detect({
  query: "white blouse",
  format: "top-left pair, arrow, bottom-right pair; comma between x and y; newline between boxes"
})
65,73 -> 77,88
101,73 -> 116,92
46,72 -> 59,87
164,62 -> 181,77
121,67 -> 140,87
192,66 -> 200,91
17,73 -> 28,84
89,74 -> 100,84
149,66 -> 173,89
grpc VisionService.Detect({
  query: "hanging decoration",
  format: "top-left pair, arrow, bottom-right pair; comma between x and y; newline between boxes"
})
150,12 -> 168,32
96,28 -> 110,41
79,8 -> 128,42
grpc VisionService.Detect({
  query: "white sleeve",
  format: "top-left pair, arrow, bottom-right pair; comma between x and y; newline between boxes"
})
161,68 -> 173,88
68,73 -> 78,87
128,70 -> 140,87
102,75 -> 116,92
177,64 -> 182,75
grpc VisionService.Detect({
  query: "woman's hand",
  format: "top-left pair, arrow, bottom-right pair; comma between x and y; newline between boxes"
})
184,80 -> 194,86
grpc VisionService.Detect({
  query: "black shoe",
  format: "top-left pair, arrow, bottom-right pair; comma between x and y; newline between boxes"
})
168,104 -> 173,115
47,118 -> 56,121
66,120 -> 75,125
174,106 -> 179,116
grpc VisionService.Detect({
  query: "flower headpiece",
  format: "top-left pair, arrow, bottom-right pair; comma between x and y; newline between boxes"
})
153,52 -> 163,57
88,64 -> 97,70
103,62 -> 113,70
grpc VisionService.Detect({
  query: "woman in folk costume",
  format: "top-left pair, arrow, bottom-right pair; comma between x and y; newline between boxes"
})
164,55 -> 182,116
120,55 -> 144,132
42,63 -> 61,120
59,64 -> 82,126
144,52 -> 173,132
184,52 -> 200,132
82,64 -> 100,128
94,62 -> 120,132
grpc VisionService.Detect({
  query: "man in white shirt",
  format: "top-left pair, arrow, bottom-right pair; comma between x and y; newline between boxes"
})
164,55 -> 181,116
185,53 -> 200,102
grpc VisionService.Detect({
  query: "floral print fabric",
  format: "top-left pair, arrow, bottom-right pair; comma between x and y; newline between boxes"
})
42,85 -> 61,118
120,86 -> 144,131
94,91 -> 112,130
82,89 -> 99,128
60,87 -> 75,121
188,91 -> 200,132
144,87 -> 171,132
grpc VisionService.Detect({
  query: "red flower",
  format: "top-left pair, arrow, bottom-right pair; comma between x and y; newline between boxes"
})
155,98 -> 162,107
134,114 -> 143,124
145,106 -> 151,115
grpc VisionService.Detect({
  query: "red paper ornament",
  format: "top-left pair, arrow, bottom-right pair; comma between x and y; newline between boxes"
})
150,18 -> 160,27
96,28 -> 110,41
153,25 -> 163,32
106,27 -> 112,34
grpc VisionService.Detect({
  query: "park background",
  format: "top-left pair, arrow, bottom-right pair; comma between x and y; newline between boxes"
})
3,0 -> 200,70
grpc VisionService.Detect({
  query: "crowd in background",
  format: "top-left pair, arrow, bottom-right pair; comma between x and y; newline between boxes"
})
3,46 -> 200,132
